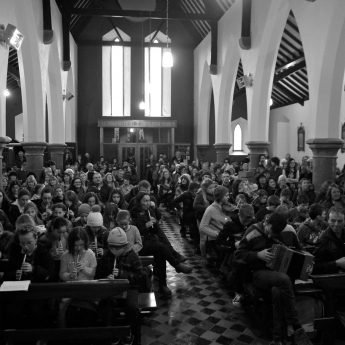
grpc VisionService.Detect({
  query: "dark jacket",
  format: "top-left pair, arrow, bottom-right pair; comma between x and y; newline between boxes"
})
130,206 -> 161,237
5,242 -> 55,282
87,184 -> 112,204
95,247 -> 143,286
85,226 -> 109,257
174,191 -> 196,222
313,228 -> 345,274
235,222 -> 300,272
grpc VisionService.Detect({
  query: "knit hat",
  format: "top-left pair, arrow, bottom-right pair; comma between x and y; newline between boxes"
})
87,211 -> 103,227
78,203 -> 91,216
64,168 -> 74,176
108,227 -> 128,246
213,185 -> 229,202
91,204 -> 102,213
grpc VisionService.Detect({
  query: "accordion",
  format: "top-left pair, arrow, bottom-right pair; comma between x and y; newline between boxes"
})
267,244 -> 314,281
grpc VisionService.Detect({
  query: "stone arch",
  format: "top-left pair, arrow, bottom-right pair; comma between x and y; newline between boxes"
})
14,0 -> 46,142
197,61 -> 213,145
291,0 -> 345,138
242,0 -> 291,142
214,38 -> 240,144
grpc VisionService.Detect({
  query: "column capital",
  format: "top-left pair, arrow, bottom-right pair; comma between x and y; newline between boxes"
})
306,138 -> 343,156
245,141 -> 270,154
196,144 -> 210,150
213,143 -> 231,150
22,142 -> 46,156
47,143 -> 67,153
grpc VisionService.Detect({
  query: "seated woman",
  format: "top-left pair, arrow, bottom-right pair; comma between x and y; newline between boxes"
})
131,192 -> 192,298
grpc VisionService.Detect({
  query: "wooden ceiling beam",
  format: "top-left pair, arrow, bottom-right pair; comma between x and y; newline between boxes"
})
69,8 -> 217,21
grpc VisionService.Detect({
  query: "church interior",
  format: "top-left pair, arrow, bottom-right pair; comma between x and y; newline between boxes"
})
1,0 -> 345,344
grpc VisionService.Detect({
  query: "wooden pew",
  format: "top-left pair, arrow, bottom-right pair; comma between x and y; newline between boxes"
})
0,280 -> 131,345
310,273 -> 345,345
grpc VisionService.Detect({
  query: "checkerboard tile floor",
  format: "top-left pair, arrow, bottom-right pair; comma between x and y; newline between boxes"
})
140,211 -> 270,345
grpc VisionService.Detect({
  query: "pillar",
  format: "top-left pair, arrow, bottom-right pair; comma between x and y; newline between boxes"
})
246,141 -> 270,170
48,143 -> 67,171
0,137 -> 11,190
307,138 -> 343,191
213,143 -> 231,163
22,142 -> 47,178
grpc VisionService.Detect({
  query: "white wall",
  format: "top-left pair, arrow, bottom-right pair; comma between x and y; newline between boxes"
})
269,100 -> 345,169
15,113 -> 23,142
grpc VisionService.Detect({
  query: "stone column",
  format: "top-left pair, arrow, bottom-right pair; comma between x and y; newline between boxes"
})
196,144 -> 210,163
213,143 -> 231,163
48,143 -> 67,171
246,141 -> 270,171
307,138 -> 343,191
0,136 -> 11,190
22,142 -> 47,178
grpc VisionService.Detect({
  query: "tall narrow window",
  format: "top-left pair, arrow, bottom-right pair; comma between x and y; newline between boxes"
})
102,29 -> 131,116
145,32 -> 171,117
233,124 -> 242,151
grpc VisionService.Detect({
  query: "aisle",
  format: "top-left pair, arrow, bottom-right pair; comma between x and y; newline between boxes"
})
140,210 -> 268,345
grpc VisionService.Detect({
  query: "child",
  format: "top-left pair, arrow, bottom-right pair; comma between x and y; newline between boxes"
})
24,202 -> 44,227
73,203 -> 91,228
85,211 -> 108,259
115,210 -> 142,254
96,227 -> 143,345
39,216 -> 69,280
174,182 -> 199,244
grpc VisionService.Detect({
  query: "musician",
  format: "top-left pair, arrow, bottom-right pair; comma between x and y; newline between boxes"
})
5,223 -> 54,282
235,212 -> 312,345
4,224 -> 55,329
313,206 -> 345,274
297,203 -> 326,251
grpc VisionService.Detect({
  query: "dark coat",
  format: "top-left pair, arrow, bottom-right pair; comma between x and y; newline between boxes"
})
5,242 -> 55,282
95,248 -> 143,286
313,228 -> 345,274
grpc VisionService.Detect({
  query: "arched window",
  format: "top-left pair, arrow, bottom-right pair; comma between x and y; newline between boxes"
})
144,32 -> 171,117
102,29 -> 131,117
233,124 -> 242,151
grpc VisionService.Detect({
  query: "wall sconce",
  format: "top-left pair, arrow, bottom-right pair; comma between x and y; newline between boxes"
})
0,24 -> 24,50
3,89 -> 10,97
62,90 -> 74,101
237,73 -> 253,89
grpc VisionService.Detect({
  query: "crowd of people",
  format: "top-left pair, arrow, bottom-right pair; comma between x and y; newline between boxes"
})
1,149 -> 345,345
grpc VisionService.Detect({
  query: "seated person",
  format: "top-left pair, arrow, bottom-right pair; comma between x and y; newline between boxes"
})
288,194 -> 309,227
60,227 -> 97,282
131,192 -> 192,298
235,212 -> 312,345
85,211 -> 109,259
39,216 -> 69,280
115,210 -> 142,254
96,227 -> 142,345
0,222 -> 14,259
73,203 -> 91,228
313,206 -> 345,274
5,223 -> 54,282
255,195 -> 280,222
297,203 -> 326,251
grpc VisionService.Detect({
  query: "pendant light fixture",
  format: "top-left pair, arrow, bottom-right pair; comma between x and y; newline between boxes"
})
162,0 -> 173,68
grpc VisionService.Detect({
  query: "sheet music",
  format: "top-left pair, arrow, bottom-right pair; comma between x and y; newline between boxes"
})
0,280 -> 31,291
